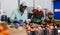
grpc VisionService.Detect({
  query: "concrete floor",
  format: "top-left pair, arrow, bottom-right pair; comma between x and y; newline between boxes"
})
8,26 -> 60,35
9,27 -> 27,35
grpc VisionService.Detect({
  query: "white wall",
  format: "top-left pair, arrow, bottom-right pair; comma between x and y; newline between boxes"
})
0,0 -> 1,20
20,0 -> 33,7
1,0 -> 18,17
1,0 -> 53,17
0,0 -> 1,9
20,0 -> 53,10
35,0 -> 53,10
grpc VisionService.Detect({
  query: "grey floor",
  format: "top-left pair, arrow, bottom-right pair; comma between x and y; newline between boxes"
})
9,27 -> 27,35
9,26 -> 60,35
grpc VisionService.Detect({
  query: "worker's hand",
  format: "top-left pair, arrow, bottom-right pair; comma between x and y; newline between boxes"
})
20,19 -> 24,22
41,17 -> 44,21
28,19 -> 31,22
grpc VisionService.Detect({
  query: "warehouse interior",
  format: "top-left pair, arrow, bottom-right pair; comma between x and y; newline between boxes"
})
0,0 -> 60,35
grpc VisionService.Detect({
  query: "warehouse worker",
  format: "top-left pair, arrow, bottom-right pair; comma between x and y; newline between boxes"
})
32,6 -> 44,24
10,2 -> 28,27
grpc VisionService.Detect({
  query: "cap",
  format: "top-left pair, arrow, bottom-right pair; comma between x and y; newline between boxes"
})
21,2 -> 27,6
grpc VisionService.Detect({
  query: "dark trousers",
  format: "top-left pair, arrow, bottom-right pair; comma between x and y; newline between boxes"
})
31,31 -> 36,35
54,28 -> 58,35
42,30 -> 47,35
51,28 -> 58,35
